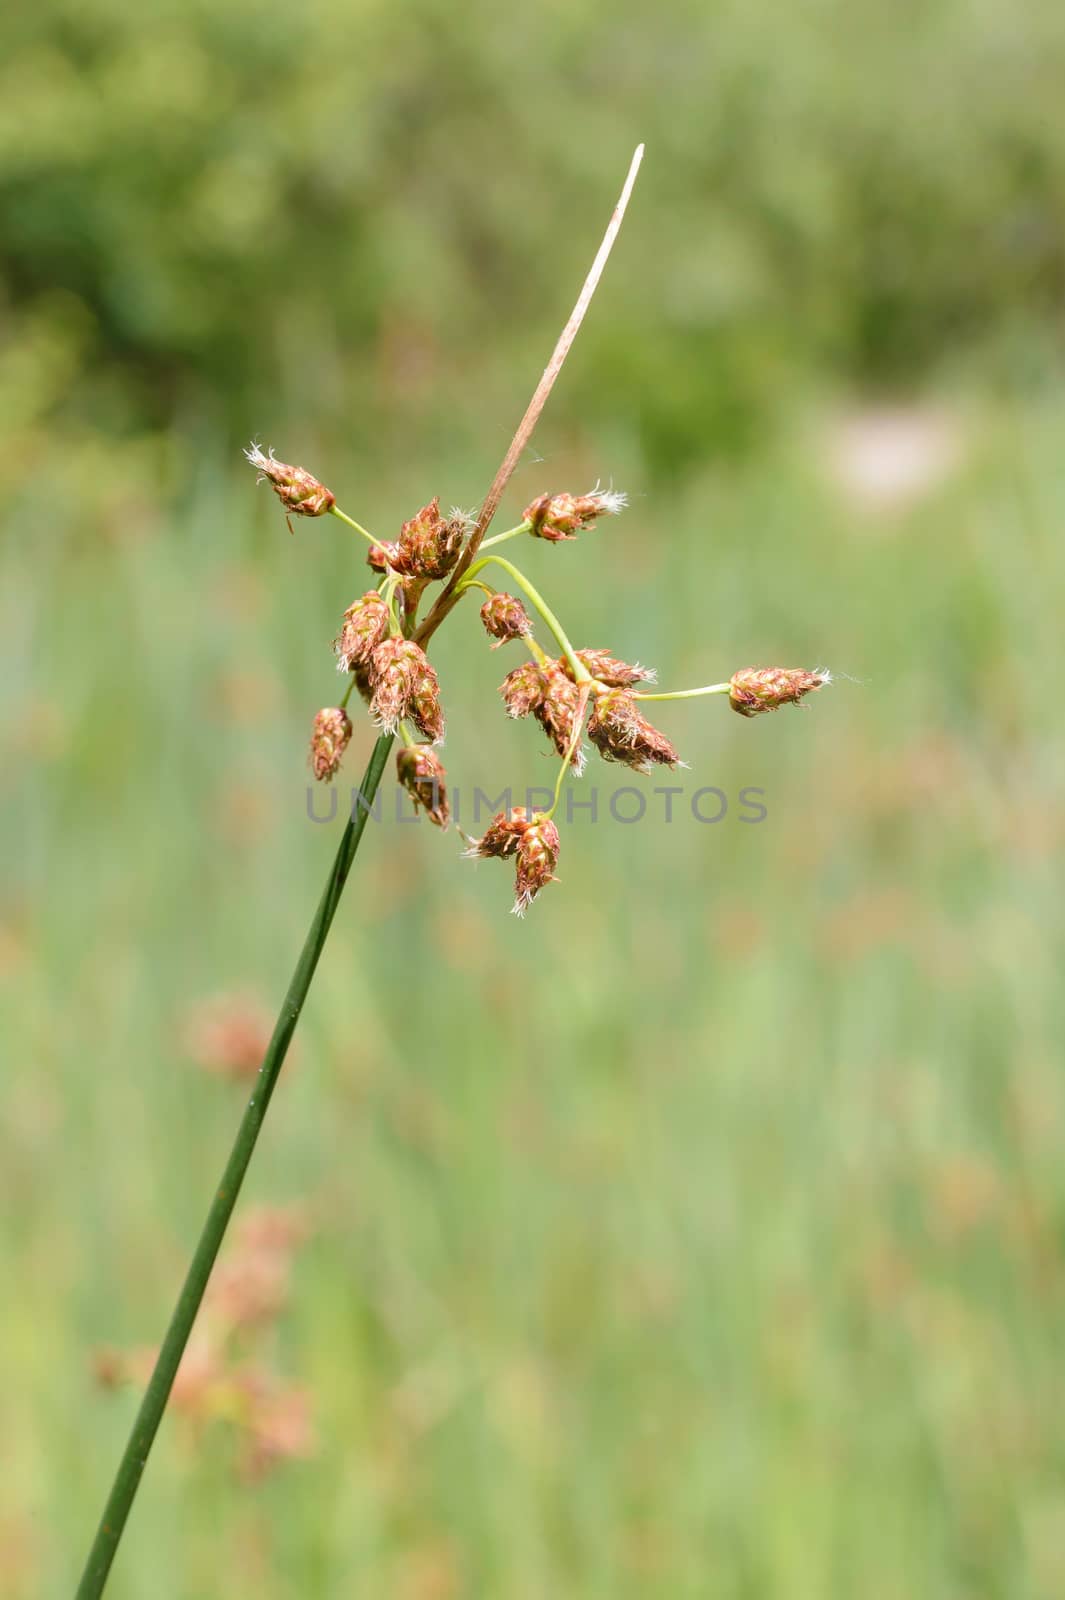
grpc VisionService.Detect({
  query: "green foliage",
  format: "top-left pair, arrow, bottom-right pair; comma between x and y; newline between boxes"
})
4,0 -> 1065,483
4,5 -> 1065,1591
4,394 -> 1065,1595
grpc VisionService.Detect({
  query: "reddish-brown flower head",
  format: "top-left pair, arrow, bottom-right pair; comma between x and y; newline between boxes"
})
465,806 -> 530,860
396,747 -> 450,827
563,648 -> 656,688
366,502 -> 467,580
728,666 -> 829,718
500,660 -> 546,720
480,592 -> 533,647
498,660 -> 585,768
368,637 -> 418,732
335,592 -> 390,673
533,660 -> 585,770
245,445 -> 335,518
523,487 -> 627,542
396,497 -> 465,580
309,707 -> 352,781
513,815 -> 560,916
369,638 -> 443,740
464,807 -> 560,915
410,653 -> 445,743
587,689 -> 680,772
367,540 -> 399,573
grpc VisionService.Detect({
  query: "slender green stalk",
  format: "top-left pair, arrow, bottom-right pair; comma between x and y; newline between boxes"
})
479,518 -> 532,549
77,143 -> 645,1597
331,505 -> 379,546
382,575 -> 403,635
75,733 -> 395,1599
462,555 -> 588,680
633,683 -> 730,701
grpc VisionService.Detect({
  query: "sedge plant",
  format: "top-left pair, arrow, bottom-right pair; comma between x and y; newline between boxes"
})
75,144 -> 829,1595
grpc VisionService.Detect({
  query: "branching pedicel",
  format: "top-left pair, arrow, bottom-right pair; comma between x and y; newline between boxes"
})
247,469 -> 829,916
244,143 -> 828,914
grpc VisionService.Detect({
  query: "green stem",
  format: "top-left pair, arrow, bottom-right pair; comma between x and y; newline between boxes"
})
75,733 -> 396,1600
331,506 -> 378,547
462,555 -> 588,681
633,683 -> 731,702
480,518 -> 532,549
383,576 -> 403,636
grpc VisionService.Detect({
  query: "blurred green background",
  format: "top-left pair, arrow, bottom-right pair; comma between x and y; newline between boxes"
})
4,1 -> 1065,1595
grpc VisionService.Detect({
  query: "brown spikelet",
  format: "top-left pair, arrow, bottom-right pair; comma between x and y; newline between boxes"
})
533,660 -> 584,769
728,667 -> 829,717
563,648 -> 656,688
396,498 -> 464,580
500,661 -> 546,720
587,689 -> 680,772
335,592 -> 390,672
367,638 -> 419,732
409,652 -> 445,744
368,637 -> 443,739
465,806 -> 530,860
463,806 -> 560,914
367,540 -> 401,573
523,488 -> 627,542
308,708 -> 352,781
245,445 -> 335,518
513,816 -> 560,916
480,592 -> 533,647
396,747 -> 450,827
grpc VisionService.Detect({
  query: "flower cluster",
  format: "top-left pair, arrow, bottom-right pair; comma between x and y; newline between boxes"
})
368,637 -> 444,740
247,450 -> 830,915
326,592 -> 445,753
379,498 -> 468,580
396,745 -> 450,827
563,648 -> 656,687
335,590 -> 389,673
244,444 -> 335,522
464,807 -> 561,916
480,592 -> 532,647
309,707 -> 352,782
501,658 -> 587,771
728,665 -> 829,717
587,688 -> 681,772
94,1207 -> 314,1480
524,488 -> 627,542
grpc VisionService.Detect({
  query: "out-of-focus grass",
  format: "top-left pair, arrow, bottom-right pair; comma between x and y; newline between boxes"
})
3,393 -> 1065,1597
